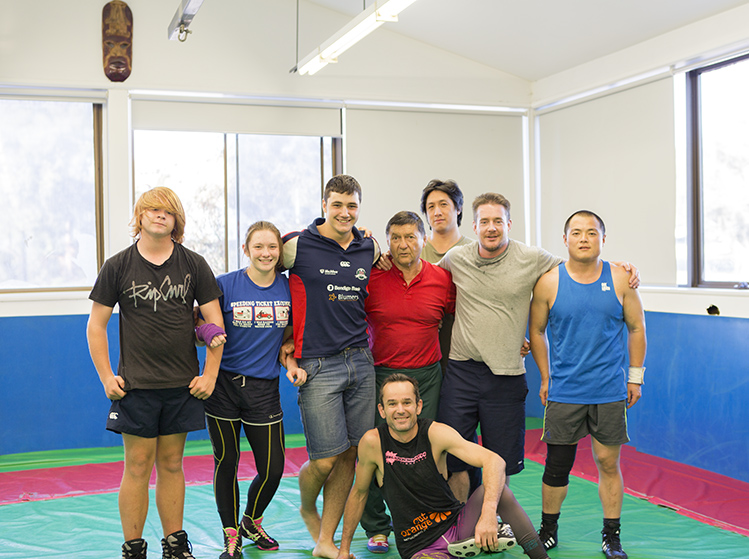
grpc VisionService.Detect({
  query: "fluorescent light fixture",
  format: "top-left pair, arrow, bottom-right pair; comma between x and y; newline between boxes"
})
168,0 -> 206,40
294,0 -> 419,76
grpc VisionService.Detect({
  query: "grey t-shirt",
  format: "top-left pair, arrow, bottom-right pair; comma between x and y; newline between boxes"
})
439,239 -> 562,376
422,235 -> 472,264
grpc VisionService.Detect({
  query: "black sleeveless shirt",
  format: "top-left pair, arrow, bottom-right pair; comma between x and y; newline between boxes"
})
378,418 -> 463,559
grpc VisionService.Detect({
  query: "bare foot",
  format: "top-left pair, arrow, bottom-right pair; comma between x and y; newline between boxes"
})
300,505 -> 321,543
312,538 -> 340,559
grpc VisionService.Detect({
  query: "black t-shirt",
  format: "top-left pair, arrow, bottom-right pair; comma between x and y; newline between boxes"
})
89,242 -> 222,390
379,419 -> 463,559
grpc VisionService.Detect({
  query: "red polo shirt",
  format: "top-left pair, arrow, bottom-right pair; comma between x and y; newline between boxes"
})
365,259 -> 456,369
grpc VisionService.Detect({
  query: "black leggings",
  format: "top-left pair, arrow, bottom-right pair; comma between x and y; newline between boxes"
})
207,416 -> 286,528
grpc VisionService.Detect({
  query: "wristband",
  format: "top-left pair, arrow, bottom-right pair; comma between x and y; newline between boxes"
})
628,366 -> 645,385
196,323 -> 226,345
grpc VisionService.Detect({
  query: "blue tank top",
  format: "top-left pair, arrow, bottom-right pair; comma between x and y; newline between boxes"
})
548,261 -> 627,404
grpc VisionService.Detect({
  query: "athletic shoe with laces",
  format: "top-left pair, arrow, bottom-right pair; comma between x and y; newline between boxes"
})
447,522 -> 516,557
122,538 -> 147,559
601,526 -> 628,559
161,530 -> 195,559
367,534 -> 389,553
220,526 -> 243,559
538,523 -> 558,551
239,515 -> 279,551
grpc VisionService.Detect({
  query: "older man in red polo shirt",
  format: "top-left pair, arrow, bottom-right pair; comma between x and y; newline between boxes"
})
360,210 -> 456,553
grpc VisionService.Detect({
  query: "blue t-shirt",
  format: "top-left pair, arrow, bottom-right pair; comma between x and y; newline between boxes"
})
216,269 -> 291,379
548,261 -> 628,404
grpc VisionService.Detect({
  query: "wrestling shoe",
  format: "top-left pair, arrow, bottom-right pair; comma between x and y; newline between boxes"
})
447,522 -> 516,557
160,530 -> 195,559
601,525 -> 627,559
122,538 -> 147,559
239,514 -> 279,551
220,527 -> 242,559
367,534 -> 389,553
538,522 -> 558,551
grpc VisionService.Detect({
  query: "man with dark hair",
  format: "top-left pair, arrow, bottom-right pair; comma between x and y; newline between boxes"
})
282,174 -> 381,559
335,374 -> 550,559
360,211 -> 456,552
420,179 -> 471,263
529,210 -> 646,559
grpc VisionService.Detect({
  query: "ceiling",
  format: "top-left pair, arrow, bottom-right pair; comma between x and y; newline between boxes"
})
307,0 -> 749,81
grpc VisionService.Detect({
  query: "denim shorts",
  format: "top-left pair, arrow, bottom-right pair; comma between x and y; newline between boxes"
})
297,347 -> 376,460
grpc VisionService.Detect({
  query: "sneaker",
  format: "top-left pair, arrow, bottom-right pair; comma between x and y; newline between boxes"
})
601,526 -> 627,559
239,515 -> 279,551
122,538 -> 147,559
220,527 -> 243,559
367,534 -> 389,553
447,522 -> 516,557
161,530 -> 195,559
538,523 -> 558,551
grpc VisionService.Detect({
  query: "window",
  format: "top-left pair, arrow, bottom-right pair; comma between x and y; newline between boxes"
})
687,54 -> 749,287
134,130 -> 338,274
0,99 -> 102,291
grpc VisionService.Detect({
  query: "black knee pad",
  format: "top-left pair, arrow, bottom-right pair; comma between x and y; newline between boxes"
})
542,444 -> 577,487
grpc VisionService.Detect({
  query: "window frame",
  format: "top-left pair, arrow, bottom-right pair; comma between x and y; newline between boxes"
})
686,52 -> 749,289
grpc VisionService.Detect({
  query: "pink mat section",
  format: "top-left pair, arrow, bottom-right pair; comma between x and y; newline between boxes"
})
524,429 -> 749,537
2,432 -> 747,537
0,446 -> 309,506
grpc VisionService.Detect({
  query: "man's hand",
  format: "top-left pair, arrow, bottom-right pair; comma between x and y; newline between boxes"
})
189,374 -> 216,400
375,252 -> 393,271
286,366 -> 307,387
103,374 -> 126,400
474,512 -> 499,552
627,382 -> 642,408
520,337 -> 530,357
612,261 -> 640,288
539,380 -> 549,406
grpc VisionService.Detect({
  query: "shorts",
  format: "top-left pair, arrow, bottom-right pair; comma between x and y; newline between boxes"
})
437,359 -> 528,475
541,400 -> 629,446
297,347 -> 375,460
204,370 -> 283,426
374,361 -> 442,424
411,488 -> 482,559
106,386 -> 205,438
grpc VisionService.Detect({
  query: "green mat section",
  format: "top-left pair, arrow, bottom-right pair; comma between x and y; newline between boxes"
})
0,462 -> 746,558
0,433 -> 308,473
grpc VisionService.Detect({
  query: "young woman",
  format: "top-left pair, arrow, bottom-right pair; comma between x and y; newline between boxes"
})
203,221 -> 305,559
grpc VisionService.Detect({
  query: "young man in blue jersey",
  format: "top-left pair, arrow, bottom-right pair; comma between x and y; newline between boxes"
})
282,175 -> 380,559
529,210 -> 646,559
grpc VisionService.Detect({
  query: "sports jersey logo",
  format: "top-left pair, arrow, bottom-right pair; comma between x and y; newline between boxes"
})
355,268 -> 367,281
340,261 -> 351,267
384,450 -> 426,465
319,268 -> 338,275
601,282 -> 611,292
109,412 -> 118,420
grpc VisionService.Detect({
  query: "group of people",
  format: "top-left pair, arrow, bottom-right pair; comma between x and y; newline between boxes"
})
87,175 -> 646,559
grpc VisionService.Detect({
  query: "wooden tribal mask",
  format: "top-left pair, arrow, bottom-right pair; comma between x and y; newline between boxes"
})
102,0 -> 133,82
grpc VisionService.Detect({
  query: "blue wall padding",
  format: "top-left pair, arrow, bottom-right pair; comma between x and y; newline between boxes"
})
0,314 -> 302,455
525,310 -> 749,483
1,311 -> 747,483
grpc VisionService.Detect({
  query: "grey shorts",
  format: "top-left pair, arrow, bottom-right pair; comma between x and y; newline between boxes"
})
541,400 -> 629,446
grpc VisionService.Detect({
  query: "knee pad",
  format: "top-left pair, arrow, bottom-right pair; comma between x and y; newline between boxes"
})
542,444 -> 577,487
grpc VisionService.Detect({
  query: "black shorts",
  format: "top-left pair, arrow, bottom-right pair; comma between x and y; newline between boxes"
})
541,400 -> 629,446
437,359 -> 528,475
204,370 -> 283,426
106,386 -> 205,438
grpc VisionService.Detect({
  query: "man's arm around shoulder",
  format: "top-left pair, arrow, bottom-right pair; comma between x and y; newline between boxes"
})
336,429 -> 381,559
